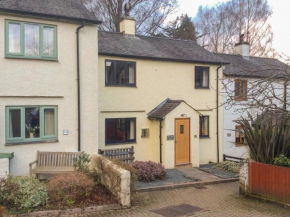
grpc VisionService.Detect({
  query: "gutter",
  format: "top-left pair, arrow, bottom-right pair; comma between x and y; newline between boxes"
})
76,21 -> 86,151
216,64 -> 222,163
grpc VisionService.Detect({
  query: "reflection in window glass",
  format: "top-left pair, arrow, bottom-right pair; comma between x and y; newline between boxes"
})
9,110 -> 21,138
25,24 -> 39,56
116,119 -> 126,142
8,23 -> 21,53
128,63 -> 135,84
43,27 -> 54,56
25,107 -> 40,138
106,61 -> 115,84
106,119 -> 115,142
116,62 -> 126,85
200,116 -> 209,136
44,109 -> 55,136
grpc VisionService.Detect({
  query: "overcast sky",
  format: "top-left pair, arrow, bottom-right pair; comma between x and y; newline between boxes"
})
174,0 -> 290,57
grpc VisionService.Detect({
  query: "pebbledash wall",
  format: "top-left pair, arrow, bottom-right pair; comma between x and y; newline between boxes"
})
98,56 -> 224,168
0,14 -> 99,176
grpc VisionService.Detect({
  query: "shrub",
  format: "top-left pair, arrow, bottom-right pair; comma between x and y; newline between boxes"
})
274,155 -> 290,167
75,153 -> 91,174
47,171 -> 94,208
236,114 -> 290,164
0,176 -> 47,212
132,161 -> 166,182
214,161 -> 240,173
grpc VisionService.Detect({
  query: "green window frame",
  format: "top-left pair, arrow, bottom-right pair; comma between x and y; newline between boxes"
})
6,106 -> 58,144
5,20 -> 57,60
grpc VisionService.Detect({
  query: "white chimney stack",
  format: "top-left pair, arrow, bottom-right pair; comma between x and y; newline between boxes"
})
234,34 -> 250,59
120,3 -> 136,35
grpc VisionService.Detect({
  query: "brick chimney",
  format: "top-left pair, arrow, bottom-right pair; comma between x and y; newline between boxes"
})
119,3 -> 136,35
234,34 -> 249,59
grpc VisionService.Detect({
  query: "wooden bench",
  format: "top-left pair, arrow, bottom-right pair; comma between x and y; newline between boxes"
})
29,151 -> 83,177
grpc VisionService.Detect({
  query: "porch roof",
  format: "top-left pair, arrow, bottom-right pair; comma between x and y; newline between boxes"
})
147,98 -> 201,120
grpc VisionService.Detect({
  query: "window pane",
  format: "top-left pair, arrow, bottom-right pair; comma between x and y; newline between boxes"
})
25,107 -> 40,138
126,119 -> 135,140
116,61 -> 126,85
43,27 -> 54,56
44,109 -> 55,136
202,69 -> 209,87
106,119 -> 115,142
128,63 -> 135,84
200,116 -> 209,136
235,80 -> 241,97
180,125 -> 184,134
106,61 -> 115,84
8,23 -> 21,53
116,119 -> 126,142
9,109 -> 21,138
195,68 -> 202,87
25,24 -> 39,56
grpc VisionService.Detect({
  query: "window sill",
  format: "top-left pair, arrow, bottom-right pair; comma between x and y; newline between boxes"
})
5,139 -> 59,146
5,56 -> 58,62
195,87 -> 210,89
105,142 -> 137,146
235,143 -> 247,147
105,85 -> 137,88
199,136 -> 210,139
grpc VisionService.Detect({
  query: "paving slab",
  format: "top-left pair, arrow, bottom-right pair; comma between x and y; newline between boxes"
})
177,167 -> 222,182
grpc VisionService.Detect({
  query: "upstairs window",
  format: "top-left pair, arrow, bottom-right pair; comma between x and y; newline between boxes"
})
235,125 -> 245,145
199,116 -> 209,137
105,60 -> 136,86
5,20 -> 57,60
235,79 -> 247,100
6,106 -> 58,144
195,66 -> 209,88
105,118 -> 136,145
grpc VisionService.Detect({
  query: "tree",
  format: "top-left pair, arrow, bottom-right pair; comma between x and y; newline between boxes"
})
161,14 -> 197,41
82,0 -> 178,35
196,0 -> 273,57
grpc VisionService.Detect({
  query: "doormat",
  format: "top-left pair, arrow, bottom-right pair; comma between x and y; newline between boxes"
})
151,203 -> 204,217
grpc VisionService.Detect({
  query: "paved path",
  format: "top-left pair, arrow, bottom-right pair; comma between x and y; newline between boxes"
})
85,182 -> 290,217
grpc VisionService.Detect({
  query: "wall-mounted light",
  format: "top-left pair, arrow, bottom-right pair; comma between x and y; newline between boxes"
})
181,114 -> 187,117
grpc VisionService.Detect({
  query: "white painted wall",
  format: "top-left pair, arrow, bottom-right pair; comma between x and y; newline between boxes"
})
0,14 -> 99,176
0,158 -> 9,178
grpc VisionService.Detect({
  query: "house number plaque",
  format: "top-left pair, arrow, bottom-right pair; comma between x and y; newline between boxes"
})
167,135 -> 174,140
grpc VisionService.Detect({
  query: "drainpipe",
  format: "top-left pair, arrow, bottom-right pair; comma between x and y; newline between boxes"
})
76,21 -> 85,151
216,64 -> 222,162
159,120 -> 163,164
284,81 -> 287,111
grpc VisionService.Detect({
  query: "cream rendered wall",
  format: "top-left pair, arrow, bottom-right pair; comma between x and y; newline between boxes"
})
98,56 -> 224,167
0,14 -> 99,176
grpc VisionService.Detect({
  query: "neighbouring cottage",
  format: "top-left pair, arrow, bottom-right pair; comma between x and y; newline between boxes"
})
218,35 -> 290,159
98,9 -> 228,168
0,0 -> 101,176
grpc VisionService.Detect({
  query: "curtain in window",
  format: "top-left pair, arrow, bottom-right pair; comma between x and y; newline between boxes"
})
44,109 -> 55,136
43,27 -> 54,56
8,23 -> 21,53
129,120 -> 135,140
202,70 -> 209,87
25,24 -> 39,56
128,64 -> 135,84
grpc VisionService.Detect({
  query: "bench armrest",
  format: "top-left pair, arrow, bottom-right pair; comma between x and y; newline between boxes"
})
29,160 -> 38,177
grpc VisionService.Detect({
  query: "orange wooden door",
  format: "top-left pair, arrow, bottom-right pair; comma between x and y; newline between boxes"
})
175,118 -> 190,165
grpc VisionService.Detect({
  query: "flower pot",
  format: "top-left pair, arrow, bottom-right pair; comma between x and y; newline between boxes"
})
29,133 -> 34,138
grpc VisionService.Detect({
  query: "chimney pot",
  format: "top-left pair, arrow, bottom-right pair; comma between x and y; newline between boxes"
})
234,34 -> 249,59
120,2 -> 135,35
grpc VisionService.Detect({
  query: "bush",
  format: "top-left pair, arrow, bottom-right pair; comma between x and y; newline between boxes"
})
274,155 -> 290,167
47,171 -> 94,208
214,161 -> 240,173
0,176 -> 47,212
75,153 -> 91,174
132,161 -> 166,182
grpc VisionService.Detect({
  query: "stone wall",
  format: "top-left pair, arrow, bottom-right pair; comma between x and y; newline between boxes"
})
239,160 -> 249,196
0,158 -> 9,178
90,154 -> 131,207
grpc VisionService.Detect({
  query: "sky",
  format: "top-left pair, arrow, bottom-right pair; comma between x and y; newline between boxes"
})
173,0 -> 290,57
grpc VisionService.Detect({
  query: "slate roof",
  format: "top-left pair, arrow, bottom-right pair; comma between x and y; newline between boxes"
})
0,0 -> 101,24
99,31 -> 228,65
147,98 -> 199,120
217,53 -> 290,78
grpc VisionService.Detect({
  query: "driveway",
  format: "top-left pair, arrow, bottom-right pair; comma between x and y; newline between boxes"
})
85,182 -> 290,217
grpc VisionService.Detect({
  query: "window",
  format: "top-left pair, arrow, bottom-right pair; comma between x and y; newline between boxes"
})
235,125 -> 245,145
105,118 -> 136,144
105,60 -> 136,86
6,106 -> 58,143
235,79 -> 247,100
5,20 -> 57,60
195,66 -> 209,88
200,116 -> 209,137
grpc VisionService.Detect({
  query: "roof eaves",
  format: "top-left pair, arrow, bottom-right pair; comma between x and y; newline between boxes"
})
99,52 -> 229,65
0,8 -> 102,24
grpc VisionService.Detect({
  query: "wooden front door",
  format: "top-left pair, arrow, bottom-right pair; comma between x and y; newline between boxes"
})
175,118 -> 190,165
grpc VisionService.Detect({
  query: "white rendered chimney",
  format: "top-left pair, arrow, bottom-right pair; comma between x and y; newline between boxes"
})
120,3 -> 136,35
234,34 -> 250,59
